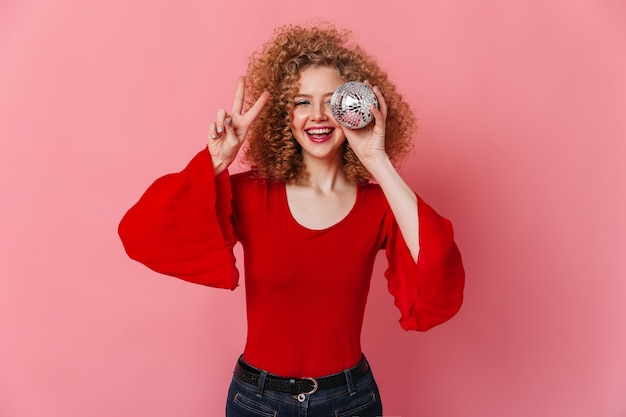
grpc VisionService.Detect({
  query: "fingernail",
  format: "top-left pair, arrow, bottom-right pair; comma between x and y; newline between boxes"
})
225,118 -> 232,126
211,133 -> 217,139
217,125 -> 223,133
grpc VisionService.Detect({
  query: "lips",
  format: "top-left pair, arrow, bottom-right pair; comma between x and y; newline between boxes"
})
305,127 -> 335,143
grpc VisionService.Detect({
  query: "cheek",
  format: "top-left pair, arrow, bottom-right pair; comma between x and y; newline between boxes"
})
290,111 -> 307,130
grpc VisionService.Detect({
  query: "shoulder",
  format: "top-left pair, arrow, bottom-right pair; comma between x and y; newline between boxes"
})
230,170 -> 280,197
357,181 -> 391,212
358,181 -> 386,200
231,170 -> 267,186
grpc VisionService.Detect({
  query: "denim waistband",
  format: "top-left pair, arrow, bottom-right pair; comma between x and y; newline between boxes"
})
234,354 -> 370,396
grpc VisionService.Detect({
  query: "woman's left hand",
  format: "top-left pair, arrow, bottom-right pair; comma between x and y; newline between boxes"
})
341,82 -> 389,167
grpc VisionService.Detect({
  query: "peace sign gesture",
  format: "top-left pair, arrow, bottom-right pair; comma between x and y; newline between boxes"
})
208,77 -> 270,175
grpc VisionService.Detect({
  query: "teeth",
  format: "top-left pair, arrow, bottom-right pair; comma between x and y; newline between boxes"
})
306,128 -> 333,135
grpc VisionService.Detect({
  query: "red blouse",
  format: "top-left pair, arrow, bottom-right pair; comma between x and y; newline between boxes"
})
118,149 -> 464,378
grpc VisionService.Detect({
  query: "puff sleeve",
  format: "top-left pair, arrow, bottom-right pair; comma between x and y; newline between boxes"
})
384,196 -> 465,331
118,150 -> 239,289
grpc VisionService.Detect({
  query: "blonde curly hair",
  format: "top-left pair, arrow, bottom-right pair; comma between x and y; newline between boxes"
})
242,23 -> 416,184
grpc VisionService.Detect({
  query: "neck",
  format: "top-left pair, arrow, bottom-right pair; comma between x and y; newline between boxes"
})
300,155 -> 348,193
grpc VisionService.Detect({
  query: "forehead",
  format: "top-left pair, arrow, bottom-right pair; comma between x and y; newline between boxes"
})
296,66 -> 344,93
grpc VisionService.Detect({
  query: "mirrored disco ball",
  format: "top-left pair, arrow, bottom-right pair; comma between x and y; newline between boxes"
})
330,81 -> 379,129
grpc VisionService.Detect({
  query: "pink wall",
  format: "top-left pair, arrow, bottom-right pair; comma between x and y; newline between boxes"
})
1,1 -> 625,416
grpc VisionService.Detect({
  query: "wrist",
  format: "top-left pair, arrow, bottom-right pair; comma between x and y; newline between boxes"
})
362,153 -> 392,176
210,153 -> 229,176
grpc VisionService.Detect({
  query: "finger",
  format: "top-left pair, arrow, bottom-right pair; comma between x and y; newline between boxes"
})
367,88 -> 386,131
372,86 -> 387,110
370,102 -> 387,131
209,121 -> 218,140
371,103 -> 382,118
222,116 -> 246,155
223,116 -> 234,134
216,108 -> 227,135
231,76 -> 245,116
370,104 -> 385,130
241,91 -> 270,125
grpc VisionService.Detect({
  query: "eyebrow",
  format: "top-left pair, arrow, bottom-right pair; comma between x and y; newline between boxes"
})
293,92 -> 335,98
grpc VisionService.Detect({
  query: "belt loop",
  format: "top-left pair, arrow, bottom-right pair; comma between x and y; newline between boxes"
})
343,369 -> 356,395
289,379 -> 297,395
256,370 -> 268,397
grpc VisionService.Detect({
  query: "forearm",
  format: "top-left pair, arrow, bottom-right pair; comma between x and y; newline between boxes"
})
367,156 -> 419,262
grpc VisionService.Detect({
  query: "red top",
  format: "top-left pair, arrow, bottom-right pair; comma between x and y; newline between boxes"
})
118,150 -> 464,378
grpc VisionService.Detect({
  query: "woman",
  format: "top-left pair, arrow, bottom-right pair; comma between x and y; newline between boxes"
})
119,23 -> 464,417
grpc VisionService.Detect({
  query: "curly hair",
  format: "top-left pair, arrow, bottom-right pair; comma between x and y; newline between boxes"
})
242,23 -> 416,184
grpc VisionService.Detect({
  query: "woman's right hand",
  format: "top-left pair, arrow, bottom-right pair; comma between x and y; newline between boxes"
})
208,77 -> 270,174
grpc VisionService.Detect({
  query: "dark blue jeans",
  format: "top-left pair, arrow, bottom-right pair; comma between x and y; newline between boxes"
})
225,358 -> 383,417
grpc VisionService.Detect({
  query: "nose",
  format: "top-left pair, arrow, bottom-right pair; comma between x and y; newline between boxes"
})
311,101 -> 329,120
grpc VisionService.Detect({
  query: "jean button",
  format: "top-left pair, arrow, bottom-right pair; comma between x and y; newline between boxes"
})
297,393 -> 306,402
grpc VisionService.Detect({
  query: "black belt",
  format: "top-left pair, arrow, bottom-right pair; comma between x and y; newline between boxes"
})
234,355 -> 370,395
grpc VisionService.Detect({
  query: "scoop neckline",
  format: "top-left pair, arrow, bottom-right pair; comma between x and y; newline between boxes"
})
281,182 -> 361,232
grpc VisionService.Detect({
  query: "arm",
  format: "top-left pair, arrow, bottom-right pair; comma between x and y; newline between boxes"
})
362,155 -> 419,262
344,85 -> 463,329
342,84 -> 419,262
118,150 -> 239,289
384,196 -> 465,331
118,77 -> 268,288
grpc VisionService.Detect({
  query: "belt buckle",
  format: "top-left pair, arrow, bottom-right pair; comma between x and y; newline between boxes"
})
301,377 -> 318,395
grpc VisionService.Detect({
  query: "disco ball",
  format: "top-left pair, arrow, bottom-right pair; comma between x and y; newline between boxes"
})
330,81 -> 379,129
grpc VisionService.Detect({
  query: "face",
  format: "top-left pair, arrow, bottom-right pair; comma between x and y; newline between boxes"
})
290,66 -> 346,165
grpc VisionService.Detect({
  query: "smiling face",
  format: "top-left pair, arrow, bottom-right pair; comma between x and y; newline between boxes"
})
290,66 -> 347,165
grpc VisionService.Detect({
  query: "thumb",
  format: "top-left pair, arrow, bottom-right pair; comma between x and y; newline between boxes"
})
223,116 -> 236,139
224,116 -> 234,131
223,116 -> 244,146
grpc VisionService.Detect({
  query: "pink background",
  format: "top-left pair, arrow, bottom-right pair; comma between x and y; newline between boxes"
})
1,0 -> 625,416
